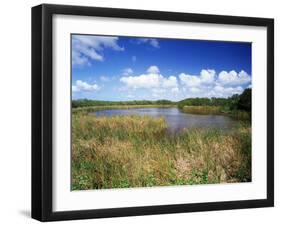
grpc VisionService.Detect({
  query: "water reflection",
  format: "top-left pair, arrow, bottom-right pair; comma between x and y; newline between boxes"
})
94,108 -> 237,134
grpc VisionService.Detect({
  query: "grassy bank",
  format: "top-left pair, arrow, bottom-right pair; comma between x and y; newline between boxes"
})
72,113 -> 251,190
72,104 -> 176,114
72,99 -> 175,108
182,106 -> 222,115
182,106 -> 251,121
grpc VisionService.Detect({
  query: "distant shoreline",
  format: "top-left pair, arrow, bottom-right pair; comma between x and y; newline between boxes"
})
72,104 -> 176,113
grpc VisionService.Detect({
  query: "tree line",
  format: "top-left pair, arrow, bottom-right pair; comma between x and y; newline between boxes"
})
178,88 -> 251,112
72,99 -> 175,108
72,88 -> 251,112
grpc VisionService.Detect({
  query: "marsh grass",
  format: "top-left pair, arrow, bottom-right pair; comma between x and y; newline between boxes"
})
71,112 -> 251,190
73,104 -> 176,114
182,106 -> 251,120
182,106 -> 222,115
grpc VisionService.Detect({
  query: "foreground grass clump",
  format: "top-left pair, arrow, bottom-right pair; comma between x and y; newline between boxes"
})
72,113 -> 251,190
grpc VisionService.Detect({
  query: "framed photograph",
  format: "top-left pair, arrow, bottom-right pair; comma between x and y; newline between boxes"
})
32,4 -> 274,221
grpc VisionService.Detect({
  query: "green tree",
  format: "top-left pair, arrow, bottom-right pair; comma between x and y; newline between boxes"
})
237,88 -> 251,111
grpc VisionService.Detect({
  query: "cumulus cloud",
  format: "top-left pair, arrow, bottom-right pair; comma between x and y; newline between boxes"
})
171,87 -> 180,94
72,35 -> 124,66
162,76 -> 178,88
211,85 -> 244,97
119,66 -> 251,100
120,73 -> 161,89
120,65 -> 251,100
179,73 -> 201,87
190,87 -> 201,93
136,38 -> 160,48
147,65 -> 160,74
72,80 -> 100,92
217,70 -> 251,86
179,69 -> 251,98
122,68 -> 134,76
120,65 -> 180,100
201,69 -> 216,84
120,66 -> 178,90
179,69 -> 215,87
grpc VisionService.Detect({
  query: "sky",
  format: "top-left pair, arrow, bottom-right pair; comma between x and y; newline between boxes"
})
72,34 -> 252,101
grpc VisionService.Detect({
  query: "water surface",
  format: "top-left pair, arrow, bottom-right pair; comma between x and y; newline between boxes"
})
94,107 -> 238,134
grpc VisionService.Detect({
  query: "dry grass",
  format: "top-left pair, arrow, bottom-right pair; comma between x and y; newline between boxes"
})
182,105 -> 251,120
182,106 -> 222,115
72,113 -> 251,190
73,104 -> 176,114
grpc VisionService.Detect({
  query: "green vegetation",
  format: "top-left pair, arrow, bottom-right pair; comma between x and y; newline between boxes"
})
72,99 -> 175,108
73,104 -> 175,114
71,89 -> 252,190
182,106 -> 222,115
237,88 -> 251,111
182,106 -> 250,120
179,89 -> 251,120
72,113 -> 251,190
72,89 -> 251,120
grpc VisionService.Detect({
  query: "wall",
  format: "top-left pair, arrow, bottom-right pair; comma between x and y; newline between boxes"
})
0,0 -> 279,225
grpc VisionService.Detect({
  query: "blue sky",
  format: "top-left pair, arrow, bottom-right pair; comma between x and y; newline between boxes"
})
72,34 -> 252,101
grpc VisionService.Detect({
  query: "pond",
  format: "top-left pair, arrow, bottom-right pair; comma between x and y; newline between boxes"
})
94,107 -> 238,134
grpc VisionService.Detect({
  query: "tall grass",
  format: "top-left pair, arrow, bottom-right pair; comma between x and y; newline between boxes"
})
72,113 -> 251,190
73,104 -> 176,114
182,106 -> 222,115
182,105 -> 251,121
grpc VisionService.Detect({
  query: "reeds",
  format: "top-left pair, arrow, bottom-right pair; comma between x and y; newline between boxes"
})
72,113 -> 251,190
182,106 -> 222,115
72,104 -> 176,114
182,106 -> 251,120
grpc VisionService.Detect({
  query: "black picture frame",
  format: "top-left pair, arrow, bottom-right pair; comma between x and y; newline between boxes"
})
32,3 -> 274,222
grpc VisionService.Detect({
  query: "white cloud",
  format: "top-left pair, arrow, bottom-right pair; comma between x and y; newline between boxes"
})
127,94 -> 135,99
147,65 -> 160,74
200,69 -> 216,84
217,70 -> 251,86
179,73 -> 201,87
122,68 -> 134,76
171,87 -> 180,94
211,85 -> 244,97
120,66 -> 180,100
179,69 -> 215,87
190,87 -> 201,93
72,80 -> 100,92
72,51 -> 90,66
162,76 -> 178,88
179,69 -> 250,98
72,35 -> 124,66
136,38 -> 160,48
120,73 -> 161,89
152,88 -> 166,97
120,66 -> 178,90
149,39 -> 160,48
119,67 -> 251,100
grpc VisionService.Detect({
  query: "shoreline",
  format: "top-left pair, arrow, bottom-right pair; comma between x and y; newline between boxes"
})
72,104 -> 177,113
72,104 -> 250,121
